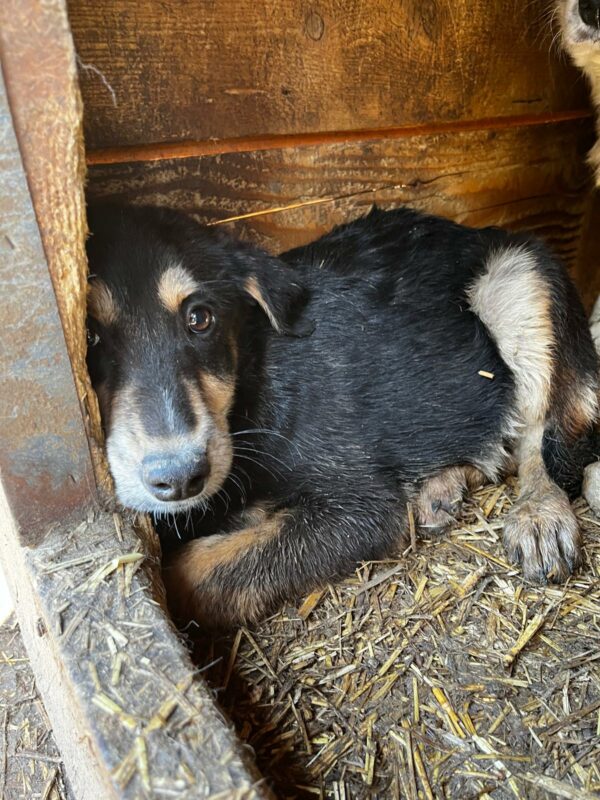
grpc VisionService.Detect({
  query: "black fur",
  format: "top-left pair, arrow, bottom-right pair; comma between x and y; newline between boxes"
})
86,204 -> 599,625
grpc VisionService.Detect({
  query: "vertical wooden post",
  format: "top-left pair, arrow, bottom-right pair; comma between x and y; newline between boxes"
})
0,0 -> 111,508
0,79 -> 96,545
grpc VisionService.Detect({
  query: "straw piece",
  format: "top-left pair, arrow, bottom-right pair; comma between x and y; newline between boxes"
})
503,612 -> 547,668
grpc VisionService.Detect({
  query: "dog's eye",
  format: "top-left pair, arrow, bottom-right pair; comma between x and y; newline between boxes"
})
87,329 -> 100,347
187,306 -> 214,334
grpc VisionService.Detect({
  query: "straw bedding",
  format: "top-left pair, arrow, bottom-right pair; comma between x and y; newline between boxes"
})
2,478 -> 598,799
0,617 -> 73,800
197,479 -> 600,799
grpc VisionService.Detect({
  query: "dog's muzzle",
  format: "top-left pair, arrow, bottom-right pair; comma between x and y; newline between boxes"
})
141,450 -> 210,503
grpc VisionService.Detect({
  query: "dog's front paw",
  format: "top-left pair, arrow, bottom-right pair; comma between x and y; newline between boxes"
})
162,535 -> 266,630
163,520 -> 280,628
162,536 -> 224,628
416,466 -> 484,535
416,494 -> 461,535
503,487 -> 581,583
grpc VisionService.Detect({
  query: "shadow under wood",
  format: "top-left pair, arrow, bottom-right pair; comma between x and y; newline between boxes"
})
192,623 -> 323,800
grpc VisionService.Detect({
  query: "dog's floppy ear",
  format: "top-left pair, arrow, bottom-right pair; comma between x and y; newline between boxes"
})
240,251 -> 313,336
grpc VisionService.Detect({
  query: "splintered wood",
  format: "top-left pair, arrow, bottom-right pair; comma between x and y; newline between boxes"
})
196,479 -> 600,799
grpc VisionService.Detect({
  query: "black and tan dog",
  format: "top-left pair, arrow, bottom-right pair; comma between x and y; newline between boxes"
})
86,204 -> 599,628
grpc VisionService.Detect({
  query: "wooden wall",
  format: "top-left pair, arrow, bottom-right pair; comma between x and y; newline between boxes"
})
67,0 -> 600,305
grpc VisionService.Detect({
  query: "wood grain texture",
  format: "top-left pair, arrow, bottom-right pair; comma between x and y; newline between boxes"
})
0,0 -> 110,494
0,494 -> 270,799
0,498 -> 118,800
0,69 -> 96,545
68,0 -> 589,149
87,119 -> 594,279
85,108 -> 594,166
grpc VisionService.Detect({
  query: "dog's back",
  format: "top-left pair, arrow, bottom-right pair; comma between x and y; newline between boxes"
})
271,207 -> 515,481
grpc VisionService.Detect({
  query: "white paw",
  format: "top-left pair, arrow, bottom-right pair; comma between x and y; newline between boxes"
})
583,461 -> 600,516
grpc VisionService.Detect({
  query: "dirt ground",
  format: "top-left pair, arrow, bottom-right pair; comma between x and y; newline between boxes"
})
196,479 -> 600,799
0,616 -> 73,800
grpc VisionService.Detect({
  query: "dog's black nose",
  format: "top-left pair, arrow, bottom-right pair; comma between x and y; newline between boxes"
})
579,0 -> 600,27
142,452 -> 209,502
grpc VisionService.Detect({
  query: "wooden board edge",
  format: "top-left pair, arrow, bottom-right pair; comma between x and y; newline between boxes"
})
0,488 -> 120,800
86,119 -> 595,280
0,496 -> 271,799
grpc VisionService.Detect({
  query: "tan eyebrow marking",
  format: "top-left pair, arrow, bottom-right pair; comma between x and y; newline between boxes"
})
157,265 -> 200,313
88,279 -> 119,326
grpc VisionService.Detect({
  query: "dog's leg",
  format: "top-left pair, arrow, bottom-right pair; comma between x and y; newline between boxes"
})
468,245 -> 585,582
582,294 -> 600,514
163,491 -> 406,628
583,460 -> 600,515
415,466 -> 485,535
504,425 -> 581,581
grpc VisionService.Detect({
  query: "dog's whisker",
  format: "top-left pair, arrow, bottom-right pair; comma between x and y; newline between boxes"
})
233,445 -> 292,471
172,514 -> 182,540
232,453 -> 283,482
233,464 -> 253,491
216,485 -> 232,515
226,471 -> 247,504
231,428 -> 304,456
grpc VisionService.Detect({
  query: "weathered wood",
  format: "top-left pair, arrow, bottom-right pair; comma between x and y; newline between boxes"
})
0,72 -> 96,546
85,109 -> 594,167
0,0 -> 109,494
87,118 -> 594,280
0,496 -> 118,800
67,0 -> 589,149
0,499 -> 270,799
0,614 -> 76,799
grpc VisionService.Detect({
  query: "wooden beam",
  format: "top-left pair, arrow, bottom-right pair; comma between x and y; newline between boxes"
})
87,117 -> 594,276
0,67 -> 96,547
0,0 -> 109,494
85,108 -> 593,166
0,493 -> 119,800
0,498 -> 270,799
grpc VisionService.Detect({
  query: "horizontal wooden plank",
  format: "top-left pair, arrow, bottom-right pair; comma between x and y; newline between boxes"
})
86,109 -> 593,166
68,0 -> 589,149
87,119 -> 595,285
